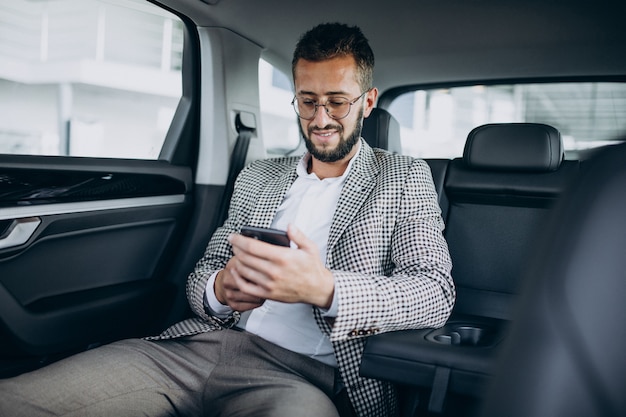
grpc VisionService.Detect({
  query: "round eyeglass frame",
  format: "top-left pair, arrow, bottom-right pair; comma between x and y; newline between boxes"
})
291,90 -> 369,120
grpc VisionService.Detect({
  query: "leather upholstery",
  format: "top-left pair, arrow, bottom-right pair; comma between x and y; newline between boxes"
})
464,123 -> 563,171
446,123 -> 576,318
482,142 -> 626,417
361,108 -> 402,154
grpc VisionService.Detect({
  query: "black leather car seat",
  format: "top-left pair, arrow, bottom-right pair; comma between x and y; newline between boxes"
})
361,107 -> 402,153
481,141 -> 626,417
446,123 -> 576,320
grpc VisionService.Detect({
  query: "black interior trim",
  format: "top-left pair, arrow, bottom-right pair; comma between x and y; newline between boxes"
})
0,169 -> 186,207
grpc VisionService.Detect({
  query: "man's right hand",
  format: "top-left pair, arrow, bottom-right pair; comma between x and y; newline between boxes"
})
214,258 -> 265,312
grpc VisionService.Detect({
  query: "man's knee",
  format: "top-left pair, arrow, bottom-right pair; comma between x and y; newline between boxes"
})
207,379 -> 340,417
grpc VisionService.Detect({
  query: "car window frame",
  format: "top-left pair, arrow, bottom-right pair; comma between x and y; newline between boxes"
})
378,75 -> 626,159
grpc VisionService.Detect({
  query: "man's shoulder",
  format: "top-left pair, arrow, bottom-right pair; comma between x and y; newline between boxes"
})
242,155 -> 300,176
371,147 -> 427,173
251,155 -> 301,167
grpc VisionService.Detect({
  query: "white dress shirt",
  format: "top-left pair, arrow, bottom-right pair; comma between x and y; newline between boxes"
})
205,143 -> 361,367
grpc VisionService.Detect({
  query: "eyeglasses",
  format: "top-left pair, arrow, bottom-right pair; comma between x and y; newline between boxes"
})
291,91 -> 368,120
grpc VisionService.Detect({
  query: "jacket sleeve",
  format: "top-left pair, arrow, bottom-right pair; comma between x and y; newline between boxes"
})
185,167 -> 254,328
185,157 -> 296,328
328,159 -> 455,342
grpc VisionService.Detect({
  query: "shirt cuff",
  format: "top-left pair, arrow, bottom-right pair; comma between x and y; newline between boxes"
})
204,270 -> 234,317
319,285 -> 339,318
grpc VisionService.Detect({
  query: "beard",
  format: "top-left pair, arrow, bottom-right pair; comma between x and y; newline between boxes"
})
299,107 -> 364,163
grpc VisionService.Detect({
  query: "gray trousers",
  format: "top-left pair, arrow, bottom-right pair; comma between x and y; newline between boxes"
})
0,329 -> 346,417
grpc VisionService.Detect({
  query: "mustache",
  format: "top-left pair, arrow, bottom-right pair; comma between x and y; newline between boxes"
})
308,124 -> 343,134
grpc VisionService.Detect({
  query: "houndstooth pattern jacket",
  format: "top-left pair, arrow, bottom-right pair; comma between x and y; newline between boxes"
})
153,140 -> 455,417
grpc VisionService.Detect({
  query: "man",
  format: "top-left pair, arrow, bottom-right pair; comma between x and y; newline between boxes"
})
0,23 -> 454,417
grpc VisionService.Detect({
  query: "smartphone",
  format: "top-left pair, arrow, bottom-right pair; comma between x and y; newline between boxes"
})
240,226 -> 290,247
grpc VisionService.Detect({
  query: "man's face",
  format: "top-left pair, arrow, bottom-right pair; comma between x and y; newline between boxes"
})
293,56 -> 374,163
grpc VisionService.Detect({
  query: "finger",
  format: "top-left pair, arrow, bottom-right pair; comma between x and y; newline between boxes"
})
287,224 -> 316,253
230,239 -> 288,280
230,267 -> 270,299
222,272 -> 265,310
230,233 -> 286,262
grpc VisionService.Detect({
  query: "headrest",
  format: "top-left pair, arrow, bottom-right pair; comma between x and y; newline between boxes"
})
362,108 -> 402,154
464,123 -> 564,172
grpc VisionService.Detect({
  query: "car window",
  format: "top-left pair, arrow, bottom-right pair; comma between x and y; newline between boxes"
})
0,0 -> 183,159
387,81 -> 626,159
259,58 -> 301,157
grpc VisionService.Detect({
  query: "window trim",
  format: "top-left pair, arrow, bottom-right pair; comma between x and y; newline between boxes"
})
378,75 -> 626,159
377,75 -> 626,108
156,11 -> 201,168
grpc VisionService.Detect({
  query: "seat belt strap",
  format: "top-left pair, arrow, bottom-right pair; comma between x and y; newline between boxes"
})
214,112 -> 255,229
428,366 -> 451,414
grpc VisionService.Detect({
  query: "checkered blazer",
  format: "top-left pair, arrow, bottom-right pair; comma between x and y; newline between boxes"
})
154,140 -> 455,417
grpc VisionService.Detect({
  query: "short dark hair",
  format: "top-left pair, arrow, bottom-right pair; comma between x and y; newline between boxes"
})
292,23 -> 375,91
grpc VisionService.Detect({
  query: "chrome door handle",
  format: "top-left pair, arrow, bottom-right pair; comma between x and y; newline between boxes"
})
0,217 -> 41,250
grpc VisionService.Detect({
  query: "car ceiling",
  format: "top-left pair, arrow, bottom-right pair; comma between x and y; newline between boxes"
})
158,0 -> 626,92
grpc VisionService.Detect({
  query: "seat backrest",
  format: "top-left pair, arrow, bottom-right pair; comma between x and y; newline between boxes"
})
425,159 -> 450,221
481,141 -> 626,417
444,123 -> 578,319
361,107 -> 402,154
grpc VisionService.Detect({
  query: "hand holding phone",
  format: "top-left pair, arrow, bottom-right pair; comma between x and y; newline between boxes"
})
240,226 -> 290,247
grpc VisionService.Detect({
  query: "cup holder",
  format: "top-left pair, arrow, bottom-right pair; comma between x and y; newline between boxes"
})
428,324 -> 498,347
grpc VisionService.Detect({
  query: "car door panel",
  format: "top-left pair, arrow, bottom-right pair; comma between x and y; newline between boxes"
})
0,155 -> 193,368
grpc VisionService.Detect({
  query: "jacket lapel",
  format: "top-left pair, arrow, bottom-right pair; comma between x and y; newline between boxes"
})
248,165 -> 297,228
326,140 -> 379,266
244,141 -> 380,262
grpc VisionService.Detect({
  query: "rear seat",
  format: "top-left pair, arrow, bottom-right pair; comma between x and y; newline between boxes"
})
424,158 -> 450,222
361,123 -> 580,416
481,141 -> 626,417
446,123 -> 577,320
